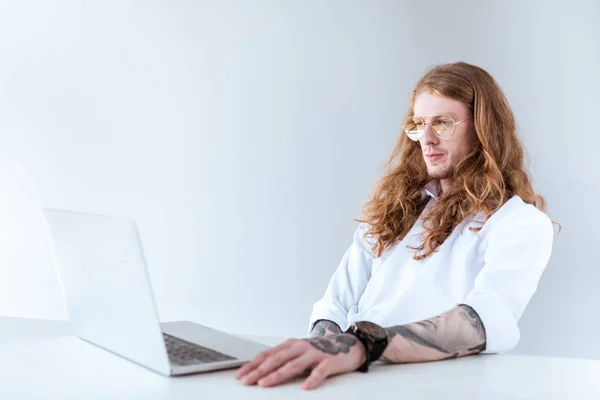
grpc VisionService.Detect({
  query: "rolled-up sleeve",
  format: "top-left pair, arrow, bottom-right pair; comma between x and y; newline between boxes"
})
307,223 -> 374,335
462,206 -> 554,354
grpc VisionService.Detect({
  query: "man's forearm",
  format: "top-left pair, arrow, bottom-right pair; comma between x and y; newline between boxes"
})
309,320 -> 342,338
380,305 -> 486,363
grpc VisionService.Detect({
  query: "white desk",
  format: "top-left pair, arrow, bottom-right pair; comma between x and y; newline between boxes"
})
1,318 -> 599,399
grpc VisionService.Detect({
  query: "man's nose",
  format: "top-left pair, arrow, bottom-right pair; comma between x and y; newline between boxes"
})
420,122 -> 439,146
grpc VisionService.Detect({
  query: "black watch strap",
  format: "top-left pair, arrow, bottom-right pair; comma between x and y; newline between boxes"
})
345,322 -> 388,373
352,332 -> 372,373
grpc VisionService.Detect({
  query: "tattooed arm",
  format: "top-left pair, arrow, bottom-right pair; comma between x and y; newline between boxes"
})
236,305 -> 484,389
309,319 -> 342,338
380,304 -> 486,363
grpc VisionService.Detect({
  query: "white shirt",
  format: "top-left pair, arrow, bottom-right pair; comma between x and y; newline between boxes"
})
308,182 -> 554,353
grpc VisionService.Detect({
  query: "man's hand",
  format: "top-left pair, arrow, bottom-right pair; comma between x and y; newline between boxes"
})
235,333 -> 366,390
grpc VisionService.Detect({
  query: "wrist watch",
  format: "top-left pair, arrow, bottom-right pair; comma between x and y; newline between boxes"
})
345,321 -> 389,372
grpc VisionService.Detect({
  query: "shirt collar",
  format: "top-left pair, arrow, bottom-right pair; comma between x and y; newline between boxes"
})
423,180 -> 440,200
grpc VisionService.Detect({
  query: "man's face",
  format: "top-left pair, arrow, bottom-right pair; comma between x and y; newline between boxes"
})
412,92 -> 478,181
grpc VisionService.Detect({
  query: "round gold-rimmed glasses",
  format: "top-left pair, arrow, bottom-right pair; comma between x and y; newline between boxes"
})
403,114 -> 473,141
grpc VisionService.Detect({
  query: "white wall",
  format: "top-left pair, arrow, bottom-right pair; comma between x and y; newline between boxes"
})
1,0 -> 598,358
510,1 -> 600,359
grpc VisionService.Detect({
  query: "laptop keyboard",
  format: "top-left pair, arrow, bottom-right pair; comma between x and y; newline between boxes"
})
162,332 -> 237,366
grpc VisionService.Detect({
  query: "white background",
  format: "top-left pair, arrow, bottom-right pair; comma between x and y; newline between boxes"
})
1,0 -> 598,359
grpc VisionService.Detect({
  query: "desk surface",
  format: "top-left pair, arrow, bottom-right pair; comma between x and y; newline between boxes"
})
1,317 -> 599,399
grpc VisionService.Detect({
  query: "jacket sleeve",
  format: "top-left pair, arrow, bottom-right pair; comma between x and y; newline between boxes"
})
461,206 -> 554,354
307,223 -> 374,335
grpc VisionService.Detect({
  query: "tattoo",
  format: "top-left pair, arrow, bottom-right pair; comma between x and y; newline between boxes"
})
382,304 -> 487,363
309,319 -> 342,338
462,305 -> 486,332
387,325 -> 450,353
441,353 -> 459,360
311,325 -> 326,337
467,342 -> 487,352
306,334 -> 358,355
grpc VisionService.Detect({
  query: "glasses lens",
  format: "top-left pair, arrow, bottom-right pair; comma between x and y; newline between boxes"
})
431,114 -> 455,138
403,117 -> 424,141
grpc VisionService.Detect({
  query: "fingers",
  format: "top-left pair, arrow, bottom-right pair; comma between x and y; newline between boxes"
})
235,338 -> 342,390
256,352 -> 316,388
235,351 -> 269,380
301,359 -> 330,390
237,341 -> 305,385
235,339 -> 294,379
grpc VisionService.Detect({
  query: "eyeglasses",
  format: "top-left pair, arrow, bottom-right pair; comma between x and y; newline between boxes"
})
403,114 -> 473,141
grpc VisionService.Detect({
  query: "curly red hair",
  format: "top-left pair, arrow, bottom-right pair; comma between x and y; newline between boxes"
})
355,62 -> 548,260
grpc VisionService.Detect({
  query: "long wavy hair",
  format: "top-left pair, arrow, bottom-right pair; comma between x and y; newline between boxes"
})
355,61 -> 548,260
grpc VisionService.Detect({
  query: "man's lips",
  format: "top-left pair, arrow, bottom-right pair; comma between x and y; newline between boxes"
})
425,153 -> 444,160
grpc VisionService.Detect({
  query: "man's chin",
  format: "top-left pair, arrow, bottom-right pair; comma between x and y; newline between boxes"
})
427,168 -> 454,180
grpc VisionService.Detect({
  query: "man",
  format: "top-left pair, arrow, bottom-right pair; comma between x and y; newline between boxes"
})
235,62 -> 554,390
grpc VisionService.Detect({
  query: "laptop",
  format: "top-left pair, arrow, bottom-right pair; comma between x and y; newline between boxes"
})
42,208 -> 270,376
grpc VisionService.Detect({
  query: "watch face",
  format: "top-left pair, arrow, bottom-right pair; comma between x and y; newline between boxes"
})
357,321 -> 386,340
